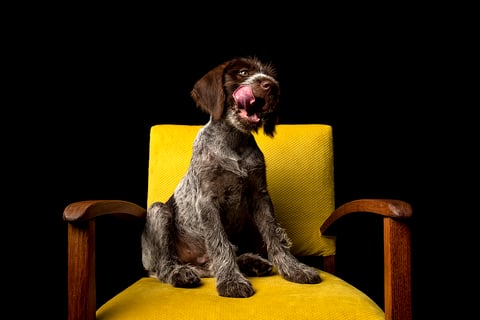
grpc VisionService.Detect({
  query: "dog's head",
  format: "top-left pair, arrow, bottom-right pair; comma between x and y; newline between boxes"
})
191,56 -> 280,137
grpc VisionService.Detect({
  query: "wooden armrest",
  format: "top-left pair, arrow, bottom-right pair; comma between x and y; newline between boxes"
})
320,198 -> 413,320
320,199 -> 412,233
63,199 -> 146,223
65,200 -> 146,320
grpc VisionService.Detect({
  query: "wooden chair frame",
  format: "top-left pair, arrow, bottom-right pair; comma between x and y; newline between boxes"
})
64,198 -> 412,320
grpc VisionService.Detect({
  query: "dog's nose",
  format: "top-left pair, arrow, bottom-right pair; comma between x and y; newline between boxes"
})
261,80 -> 273,90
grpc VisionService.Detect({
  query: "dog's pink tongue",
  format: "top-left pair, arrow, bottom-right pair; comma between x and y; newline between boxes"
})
233,85 -> 255,108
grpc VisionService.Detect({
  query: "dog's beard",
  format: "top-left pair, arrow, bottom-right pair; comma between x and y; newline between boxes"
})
225,107 -> 260,134
224,104 -> 277,136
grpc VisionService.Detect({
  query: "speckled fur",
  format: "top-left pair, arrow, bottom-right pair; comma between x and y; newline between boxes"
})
141,57 -> 321,298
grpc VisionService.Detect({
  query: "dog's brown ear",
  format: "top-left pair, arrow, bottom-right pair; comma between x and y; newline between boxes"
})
262,93 -> 280,137
190,62 -> 228,120
262,112 -> 279,137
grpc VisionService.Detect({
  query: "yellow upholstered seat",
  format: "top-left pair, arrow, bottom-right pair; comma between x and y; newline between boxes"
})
64,124 -> 412,320
96,272 -> 384,320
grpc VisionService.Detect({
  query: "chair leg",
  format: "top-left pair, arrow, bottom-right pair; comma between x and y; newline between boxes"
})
384,218 -> 412,320
67,221 -> 97,320
323,255 -> 336,274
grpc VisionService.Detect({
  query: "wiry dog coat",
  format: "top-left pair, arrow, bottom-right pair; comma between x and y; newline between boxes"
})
141,57 -> 321,298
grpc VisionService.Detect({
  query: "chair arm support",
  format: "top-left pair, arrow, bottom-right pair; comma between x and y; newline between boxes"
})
320,199 -> 412,233
64,200 -> 146,320
319,198 -> 413,320
63,199 -> 146,223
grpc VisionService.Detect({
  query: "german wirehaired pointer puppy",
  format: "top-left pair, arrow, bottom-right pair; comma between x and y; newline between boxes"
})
141,56 -> 321,298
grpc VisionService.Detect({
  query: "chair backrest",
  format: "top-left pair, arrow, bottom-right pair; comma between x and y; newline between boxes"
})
147,124 -> 336,257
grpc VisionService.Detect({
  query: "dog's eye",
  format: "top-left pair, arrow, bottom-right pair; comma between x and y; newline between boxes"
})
238,69 -> 249,76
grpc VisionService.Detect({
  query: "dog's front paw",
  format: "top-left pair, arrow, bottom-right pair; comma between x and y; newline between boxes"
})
280,264 -> 321,284
169,265 -> 201,288
216,274 -> 255,298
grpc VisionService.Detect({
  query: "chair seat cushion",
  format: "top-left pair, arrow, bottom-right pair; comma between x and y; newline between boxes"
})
96,270 -> 384,320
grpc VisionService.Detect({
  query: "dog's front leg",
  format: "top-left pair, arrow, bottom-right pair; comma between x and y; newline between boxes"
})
142,202 -> 201,288
253,196 -> 321,284
197,199 -> 255,298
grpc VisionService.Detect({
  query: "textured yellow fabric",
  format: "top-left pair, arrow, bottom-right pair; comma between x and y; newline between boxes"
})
147,124 -> 200,206
98,124 -> 384,319
147,124 -> 335,257
254,124 -> 335,256
96,271 -> 384,320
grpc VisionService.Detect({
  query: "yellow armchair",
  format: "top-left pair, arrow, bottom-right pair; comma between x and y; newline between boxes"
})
64,124 -> 412,320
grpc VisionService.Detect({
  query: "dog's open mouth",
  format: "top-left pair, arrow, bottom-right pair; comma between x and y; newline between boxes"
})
233,85 -> 261,123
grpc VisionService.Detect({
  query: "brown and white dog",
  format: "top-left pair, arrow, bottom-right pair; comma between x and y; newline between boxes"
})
141,56 -> 321,298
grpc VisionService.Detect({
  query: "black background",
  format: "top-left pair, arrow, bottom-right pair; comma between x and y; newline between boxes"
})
9,6 -> 468,319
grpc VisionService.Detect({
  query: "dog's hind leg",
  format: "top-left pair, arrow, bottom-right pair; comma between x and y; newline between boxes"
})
236,253 -> 273,277
141,201 -> 201,288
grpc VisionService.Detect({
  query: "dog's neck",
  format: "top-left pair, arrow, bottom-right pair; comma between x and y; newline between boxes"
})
198,118 -> 258,159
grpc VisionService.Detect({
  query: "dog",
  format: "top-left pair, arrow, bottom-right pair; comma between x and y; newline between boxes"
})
141,56 -> 321,298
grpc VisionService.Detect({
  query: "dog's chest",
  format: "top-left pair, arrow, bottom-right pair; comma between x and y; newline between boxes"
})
189,142 -> 265,205
203,145 -> 263,178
